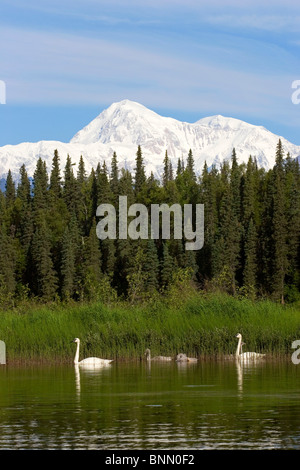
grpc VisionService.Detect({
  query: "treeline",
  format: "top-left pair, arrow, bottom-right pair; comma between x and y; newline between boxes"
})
0,141 -> 299,306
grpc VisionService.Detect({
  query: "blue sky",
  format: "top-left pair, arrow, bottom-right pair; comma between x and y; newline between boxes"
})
1,0 -> 300,146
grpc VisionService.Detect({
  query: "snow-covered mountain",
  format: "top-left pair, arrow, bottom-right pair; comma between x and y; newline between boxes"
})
1,99 -> 300,183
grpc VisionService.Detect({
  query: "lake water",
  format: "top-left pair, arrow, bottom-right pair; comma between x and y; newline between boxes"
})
0,359 -> 300,450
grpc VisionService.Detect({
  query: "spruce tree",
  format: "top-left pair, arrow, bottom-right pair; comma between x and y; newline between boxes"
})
110,152 -> 119,200
77,155 -> 87,186
82,218 -> 102,300
284,155 -> 300,295
96,161 -> 116,281
272,140 -> 288,303
49,150 -> 62,200
186,149 -> 196,181
134,145 -> 146,197
88,167 -> 98,222
243,217 -> 257,297
215,184 -> 240,294
198,162 -> 218,281
163,150 -> 170,188
0,224 -> 16,294
17,165 -> 31,207
32,158 -> 48,219
63,154 -> 78,214
76,156 -> 90,235
61,215 -> 80,300
5,170 -> 16,208
119,168 -> 135,206
176,158 -> 182,177
169,160 -> 174,182
230,148 -> 241,219
241,156 -> 259,296
97,162 -> 112,205
31,222 -> 58,301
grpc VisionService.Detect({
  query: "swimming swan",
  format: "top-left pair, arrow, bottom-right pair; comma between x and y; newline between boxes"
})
72,338 -> 113,366
176,353 -> 198,363
235,333 -> 265,360
144,348 -> 172,362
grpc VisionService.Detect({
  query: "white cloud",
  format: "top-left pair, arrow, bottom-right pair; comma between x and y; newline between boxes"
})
0,24 -> 298,129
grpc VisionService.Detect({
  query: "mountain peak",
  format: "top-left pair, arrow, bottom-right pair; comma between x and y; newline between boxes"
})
70,99 -> 161,145
1,100 -> 300,183
197,114 -> 250,129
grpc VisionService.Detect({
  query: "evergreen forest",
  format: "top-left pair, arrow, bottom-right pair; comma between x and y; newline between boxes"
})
0,140 -> 299,308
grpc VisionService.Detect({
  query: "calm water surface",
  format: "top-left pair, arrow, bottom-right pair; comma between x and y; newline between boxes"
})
0,360 -> 300,449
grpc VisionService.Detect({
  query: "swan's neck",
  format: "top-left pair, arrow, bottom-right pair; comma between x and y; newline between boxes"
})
236,337 -> 242,357
146,351 -> 151,361
74,341 -> 80,364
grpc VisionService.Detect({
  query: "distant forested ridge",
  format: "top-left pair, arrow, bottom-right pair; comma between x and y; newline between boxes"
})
0,140 -> 299,306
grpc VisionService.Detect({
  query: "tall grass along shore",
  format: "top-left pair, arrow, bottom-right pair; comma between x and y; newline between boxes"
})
0,293 -> 299,363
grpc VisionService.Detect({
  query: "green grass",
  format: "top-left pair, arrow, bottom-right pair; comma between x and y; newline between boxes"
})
0,293 -> 300,362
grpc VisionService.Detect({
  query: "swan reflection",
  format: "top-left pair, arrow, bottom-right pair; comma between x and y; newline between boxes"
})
74,362 -> 112,397
235,356 -> 266,397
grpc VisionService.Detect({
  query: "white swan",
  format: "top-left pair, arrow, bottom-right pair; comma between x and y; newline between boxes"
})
72,338 -> 113,366
144,348 -> 172,362
176,353 -> 198,363
235,333 -> 265,360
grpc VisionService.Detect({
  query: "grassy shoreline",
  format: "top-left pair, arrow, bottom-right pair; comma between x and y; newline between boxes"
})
0,293 -> 299,363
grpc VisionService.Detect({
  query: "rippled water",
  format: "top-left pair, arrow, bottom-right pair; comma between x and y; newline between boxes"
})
0,359 -> 300,449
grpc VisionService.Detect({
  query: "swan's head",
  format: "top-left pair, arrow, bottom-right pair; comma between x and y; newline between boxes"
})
236,333 -> 242,339
144,349 -> 150,356
72,338 -> 80,343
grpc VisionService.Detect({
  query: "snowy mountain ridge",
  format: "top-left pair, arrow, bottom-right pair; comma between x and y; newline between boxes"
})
1,99 -> 299,183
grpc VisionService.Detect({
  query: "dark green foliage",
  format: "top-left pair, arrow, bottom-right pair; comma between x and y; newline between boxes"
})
197,162 -> 218,280
243,217 -> 257,297
33,158 -> 48,214
160,242 -> 174,287
176,158 -> 182,176
49,150 -> 62,200
97,162 -> 112,205
110,152 -> 119,200
31,222 -> 58,301
17,165 -> 31,206
145,239 -> 159,292
60,215 -> 80,300
134,145 -> 146,197
186,149 -> 196,181
63,154 -> 78,215
5,170 -> 15,208
0,225 -> 17,294
81,218 -> 103,300
163,150 -> 170,188
77,155 -> 86,186
1,141 -> 300,305
118,168 -> 134,205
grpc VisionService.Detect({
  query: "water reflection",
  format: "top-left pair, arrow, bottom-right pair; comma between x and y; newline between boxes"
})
176,361 -> 198,373
235,359 -> 242,394
235,358 -> 249,396
235,357 -> 268,399
0,360 -> 299,449
74,363 -> 113,397
74,364 -> 80,396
